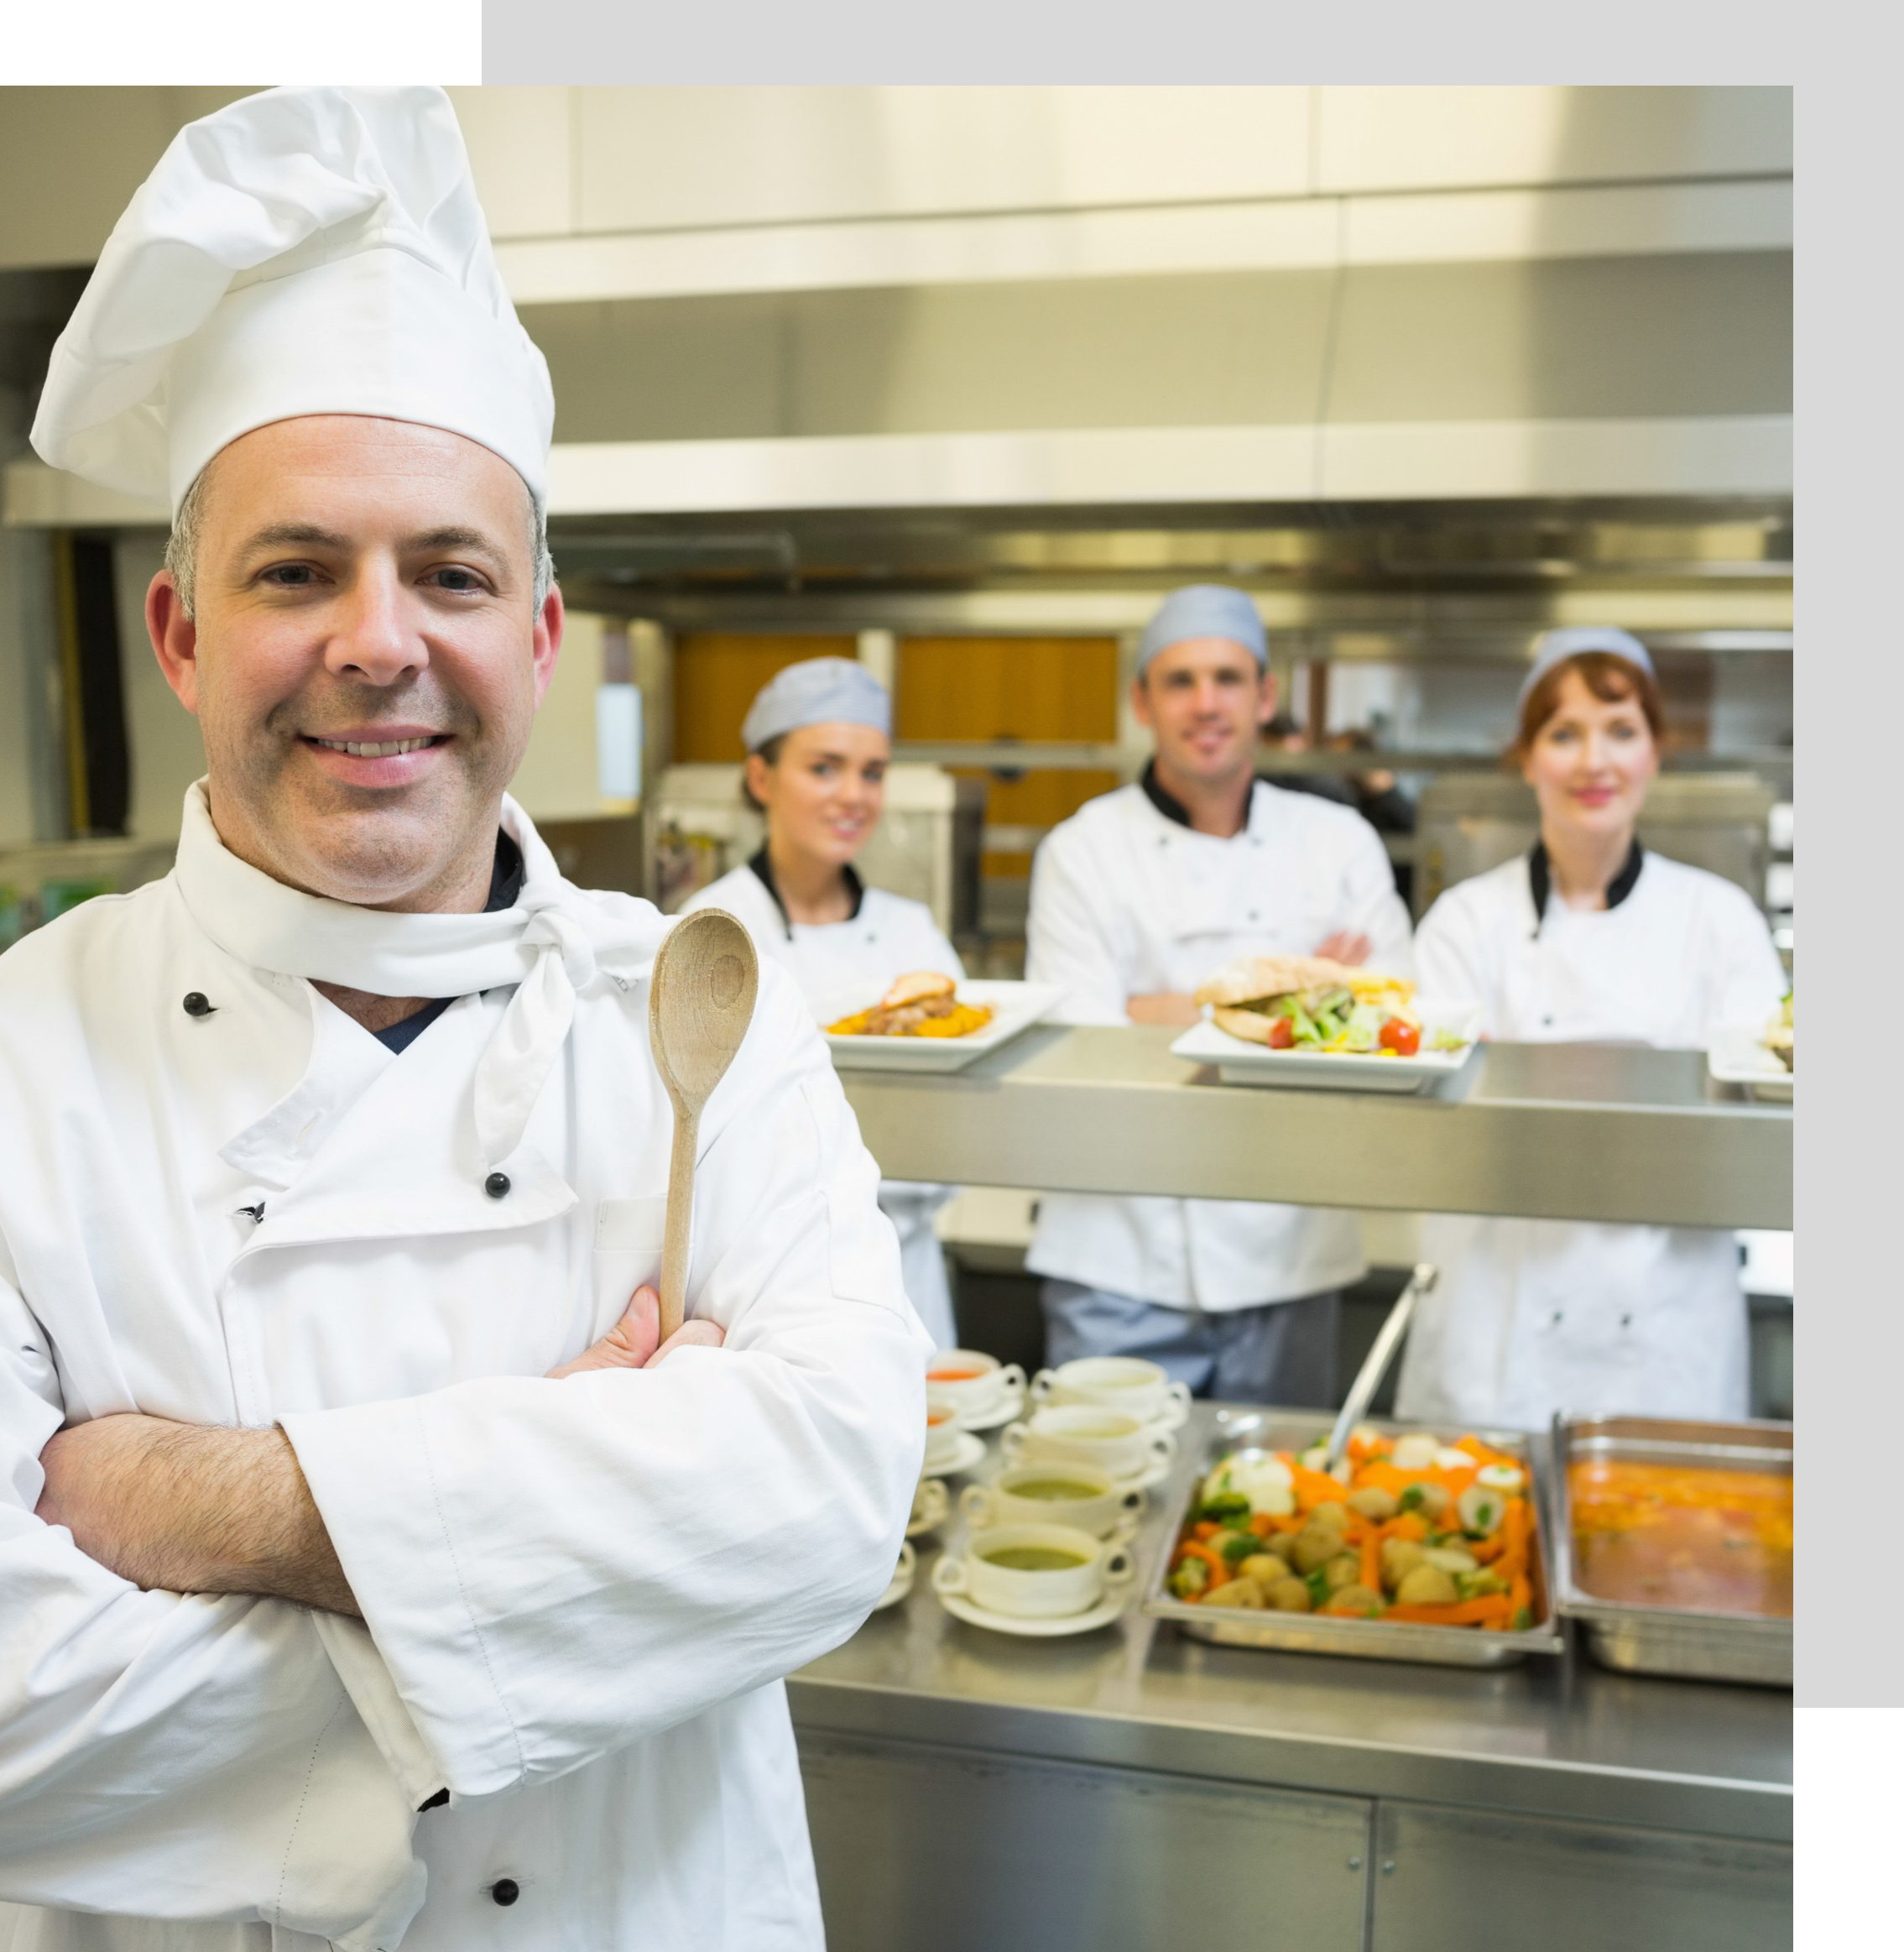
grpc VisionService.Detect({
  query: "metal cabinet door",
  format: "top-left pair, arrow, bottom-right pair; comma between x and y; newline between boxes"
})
1369,1801 -> 1791,1952
800,1732 -> 1372,1952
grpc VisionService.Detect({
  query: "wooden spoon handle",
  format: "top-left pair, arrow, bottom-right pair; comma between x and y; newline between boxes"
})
659,1104 -> 699,1342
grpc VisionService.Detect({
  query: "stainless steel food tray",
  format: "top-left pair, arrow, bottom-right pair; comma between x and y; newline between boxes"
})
1552,1414 -> 1792,1689
1142,1408 -> 1565,1668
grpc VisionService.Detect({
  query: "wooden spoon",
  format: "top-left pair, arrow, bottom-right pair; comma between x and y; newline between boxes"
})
648,908 -> 760,1339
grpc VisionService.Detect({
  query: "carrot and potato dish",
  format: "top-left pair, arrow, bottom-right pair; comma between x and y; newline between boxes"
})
1166,1428 -> 1537,1630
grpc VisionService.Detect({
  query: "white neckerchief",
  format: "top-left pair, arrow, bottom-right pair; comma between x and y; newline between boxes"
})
173,781 -> 665,1167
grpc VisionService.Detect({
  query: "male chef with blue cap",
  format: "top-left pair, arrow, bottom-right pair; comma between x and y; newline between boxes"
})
1026,586 -> 1413,1402
0,87 -> 925,1952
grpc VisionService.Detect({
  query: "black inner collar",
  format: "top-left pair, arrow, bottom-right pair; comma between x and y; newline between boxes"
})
369,831 -> 524,1053
1139,759 -> 1192,828
747,844 -> 863,939
1528,836 -> 1644,936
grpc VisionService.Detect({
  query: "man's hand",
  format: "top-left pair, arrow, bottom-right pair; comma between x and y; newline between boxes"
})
1125,991 -> 1202,1027
548,1284 -> 723,1378
36,1416 -> 359,1616
1315,930 -> 1372,966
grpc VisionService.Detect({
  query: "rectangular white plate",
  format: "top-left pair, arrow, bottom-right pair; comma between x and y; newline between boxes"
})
1707,1024 -> 1792,1101
822,980 -> 1064,1072
1171,999 -> 1484,1093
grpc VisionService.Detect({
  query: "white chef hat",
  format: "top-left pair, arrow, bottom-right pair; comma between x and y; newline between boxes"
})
31,86 -> 553,517
1518,627 -> 1655,706
1138,585 -> 1268,676
741,658 -> 892,754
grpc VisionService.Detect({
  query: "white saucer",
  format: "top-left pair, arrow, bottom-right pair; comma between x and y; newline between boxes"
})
871,1566 -> 914,1610
936,1589 -> 1129,1637
954,1385 -> 1027,1433
925,1430 -> 988,1475
1113,1455 -> 1176,1493
907,1480 -> 950,1538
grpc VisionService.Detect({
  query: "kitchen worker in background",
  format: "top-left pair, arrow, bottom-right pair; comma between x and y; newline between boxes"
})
1396,628 -> 1787,1427
685,657 -> 963,1349
1025,586 -> 1413,1403
1,86 -> 925,1952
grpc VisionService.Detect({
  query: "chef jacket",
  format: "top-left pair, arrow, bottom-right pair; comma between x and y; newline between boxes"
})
683,855 -> 963,1350
1395,846 -> 1787,1430
0,798 -> 928,1952
1025,775 -> 1414,1312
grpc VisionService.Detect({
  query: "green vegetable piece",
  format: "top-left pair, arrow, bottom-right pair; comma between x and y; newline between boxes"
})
1197,1494 -> 1253,1525
1399,1485 -> 1427,1512
1168,1559 -> 1211,1600
1305,1568 -> 1332,1607
1218,1531 -> 1260,1564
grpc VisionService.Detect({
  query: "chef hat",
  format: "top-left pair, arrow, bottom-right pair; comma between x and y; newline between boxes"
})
741,658 -> 892,754
1518,627 -> 1655,705
1138,585 -> 1268,676
31,86 -> 553,516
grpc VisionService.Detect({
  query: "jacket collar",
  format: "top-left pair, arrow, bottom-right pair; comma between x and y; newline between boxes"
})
1528,838 -> 1645,935
1139,760 -> 1261,838
746,845 -> 863,938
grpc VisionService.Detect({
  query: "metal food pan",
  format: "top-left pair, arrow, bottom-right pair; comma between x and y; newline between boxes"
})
1142,1409 -> 1565,1668
1552,1414 -> 1792,1689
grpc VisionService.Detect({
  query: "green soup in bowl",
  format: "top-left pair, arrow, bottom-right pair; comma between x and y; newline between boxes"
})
981,1545 -> 1090,1572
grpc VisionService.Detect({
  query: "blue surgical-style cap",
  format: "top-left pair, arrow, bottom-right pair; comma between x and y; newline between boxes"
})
740,657 -> 892,754
1518,627 -> 1655,706
1137,585 -> 1268,676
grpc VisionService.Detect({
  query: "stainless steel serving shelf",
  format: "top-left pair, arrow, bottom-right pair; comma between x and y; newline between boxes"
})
837,1027 -> 1792,1229
793,1405 -> 1793,1847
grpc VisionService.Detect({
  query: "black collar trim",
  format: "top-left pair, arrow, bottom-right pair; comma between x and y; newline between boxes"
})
747,846 -> 863,937
1140,759 -> 1204,830
1528,838 -> 1644,936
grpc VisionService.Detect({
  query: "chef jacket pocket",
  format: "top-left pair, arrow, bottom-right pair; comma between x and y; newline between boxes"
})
593,1196 -> 667,1322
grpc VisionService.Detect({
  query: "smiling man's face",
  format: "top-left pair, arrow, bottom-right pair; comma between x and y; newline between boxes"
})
148,414 -> 562,912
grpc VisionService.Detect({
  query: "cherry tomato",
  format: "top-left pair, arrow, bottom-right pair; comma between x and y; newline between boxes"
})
1266,1016 -> 1295,1049
1380,1018 -> 1421,1056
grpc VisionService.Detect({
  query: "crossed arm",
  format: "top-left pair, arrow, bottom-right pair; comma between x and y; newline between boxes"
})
34,1287 -> 720,1615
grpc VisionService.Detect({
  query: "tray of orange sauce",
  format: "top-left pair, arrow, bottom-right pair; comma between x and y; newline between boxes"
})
1551,1414 -> 1792,1688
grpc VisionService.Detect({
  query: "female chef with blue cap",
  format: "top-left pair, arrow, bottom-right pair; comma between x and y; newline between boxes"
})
683,657 -> 965,1349
1395,628 -> 1787,1429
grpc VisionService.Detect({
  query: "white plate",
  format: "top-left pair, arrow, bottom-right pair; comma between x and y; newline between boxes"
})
954,1383 -> 1026,1433
924,1430 -> 989,1476
1708,1025 -> 1792,1101
821,981 -> 1063,1073
1171,999 -> 1483,1093
936,1588 -> 1130,1637
1114,1454 -> 1176,1494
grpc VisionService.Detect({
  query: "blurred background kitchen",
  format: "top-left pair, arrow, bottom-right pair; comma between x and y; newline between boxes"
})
0,84 -> 1792,1412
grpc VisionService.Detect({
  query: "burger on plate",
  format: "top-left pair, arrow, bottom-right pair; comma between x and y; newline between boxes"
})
1193,956 -> 1423,1056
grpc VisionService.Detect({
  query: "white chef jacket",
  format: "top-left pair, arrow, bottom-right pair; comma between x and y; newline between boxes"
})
1395,848 -> 1788,1430
0,803 -> 928,1952
683,860 -> 962,1350
1025,778 -> 1414,1312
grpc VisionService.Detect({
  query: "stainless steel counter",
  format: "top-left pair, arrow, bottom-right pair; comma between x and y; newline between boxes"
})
791,1407 -> 1792,1848
838,1028 -> 1792,1229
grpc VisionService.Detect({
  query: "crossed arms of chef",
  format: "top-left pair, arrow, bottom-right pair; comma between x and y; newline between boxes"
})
33,1286 -> 717,1619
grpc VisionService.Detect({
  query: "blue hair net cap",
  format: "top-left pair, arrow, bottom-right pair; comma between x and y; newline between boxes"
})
740,656 -> 892,754
1519,627 -> 1655,706
1138,585 -> 1267,676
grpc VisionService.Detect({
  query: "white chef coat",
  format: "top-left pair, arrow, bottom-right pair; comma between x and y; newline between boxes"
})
0,801 -> 928,1952
1025,778 -> 1414,1312
1395,848 -> 1788,1431
683,859 -> 963,1350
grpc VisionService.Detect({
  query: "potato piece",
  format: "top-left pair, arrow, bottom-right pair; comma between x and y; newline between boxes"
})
1400,1482 -> 1451,1521
1268,1577 -> 1313,1612
1347,1486 -> 1399,1523
1291,1525 -> 1344,1574
1321,1583 -> 1384,1616
1308,1501 -> 1350,1532
1322,1553 -> 1361,1592
1380,1538 -> 1427,1591
1395,1563 -> 1459,1607
1202,1576 -> 1265,1610
1422,1546 -> 1478,1575
1239,1553 -> 1291,1588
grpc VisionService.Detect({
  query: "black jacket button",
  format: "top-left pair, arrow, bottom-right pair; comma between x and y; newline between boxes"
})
484,1172 -> 511,1199
183,992 -> 214,1017
491,1878 -> 520,1906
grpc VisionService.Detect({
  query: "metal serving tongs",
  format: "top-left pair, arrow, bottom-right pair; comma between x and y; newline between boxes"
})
1321,1262 -> 1439,1475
